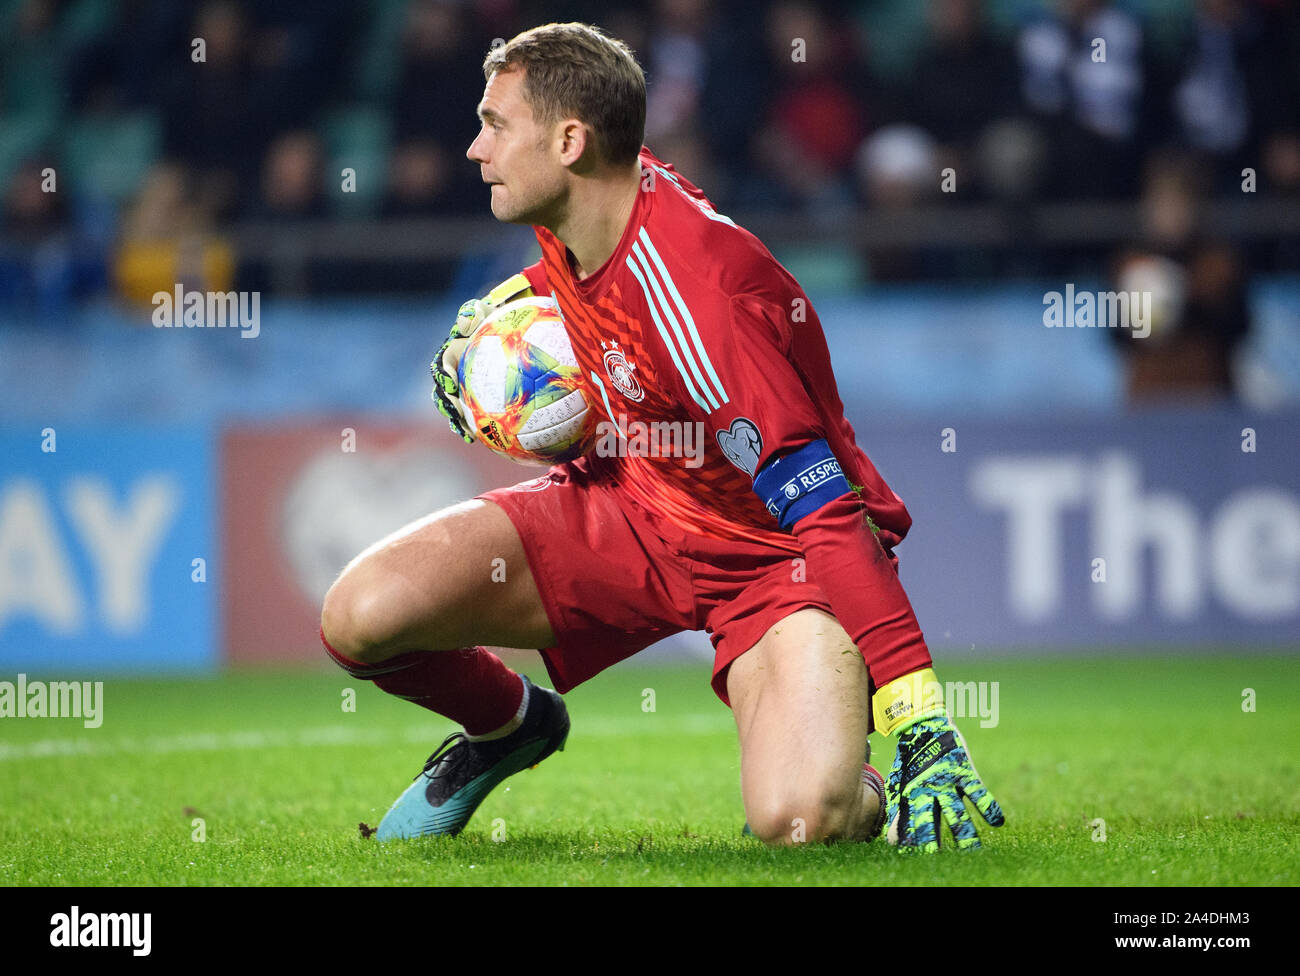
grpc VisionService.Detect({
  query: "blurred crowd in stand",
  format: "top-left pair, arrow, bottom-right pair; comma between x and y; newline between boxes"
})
2,0 -> 1296,401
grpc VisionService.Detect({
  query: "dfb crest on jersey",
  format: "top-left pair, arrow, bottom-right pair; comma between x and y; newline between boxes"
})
717,417 -> 763,476
601,340 -> 644,402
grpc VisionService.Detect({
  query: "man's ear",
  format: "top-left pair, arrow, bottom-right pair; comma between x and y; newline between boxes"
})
558,118 -> 594,172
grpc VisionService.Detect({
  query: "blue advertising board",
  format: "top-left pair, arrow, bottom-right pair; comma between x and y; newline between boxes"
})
0,427 -> 216,673
858,409 -> 1300,653
1,409 -> 1294,673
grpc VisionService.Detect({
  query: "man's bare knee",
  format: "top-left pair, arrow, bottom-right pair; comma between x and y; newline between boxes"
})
748,783 -> 863,846
321,572 -> 416,664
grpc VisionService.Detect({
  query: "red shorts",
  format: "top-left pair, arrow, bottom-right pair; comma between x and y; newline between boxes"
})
478,456 -> 901,708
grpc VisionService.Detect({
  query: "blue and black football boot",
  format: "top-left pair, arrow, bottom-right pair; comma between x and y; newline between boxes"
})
376,674 -> 569,840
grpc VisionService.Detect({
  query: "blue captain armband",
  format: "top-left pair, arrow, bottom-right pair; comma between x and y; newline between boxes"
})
753,439 -> 853,530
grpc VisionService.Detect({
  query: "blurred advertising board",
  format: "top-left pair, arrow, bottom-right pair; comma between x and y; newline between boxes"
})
5,408 -> 1294,674
221,421 -> 532,665
0,427 -> 216,673
865,408 -> 1300,653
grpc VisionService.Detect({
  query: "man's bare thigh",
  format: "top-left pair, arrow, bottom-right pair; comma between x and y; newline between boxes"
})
725,607 -> 873,842
321,498 -> 554,661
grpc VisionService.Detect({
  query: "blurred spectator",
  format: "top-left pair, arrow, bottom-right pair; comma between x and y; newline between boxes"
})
854,124 -> 945,280
251,130 -> 328,222
154,0 -> 352,219
0,158 -> 79,315
601,7 -> 650,71
0,0 -> 1296,306
751,1 -> 868,213
67,0 -> 195,114
1172,0 -> 1251,160
931,0 -> 1058,272
160,1 -> 267,218
382,139 -> 480,217
1263,133 -> 1300,195
973,118 -> 1050,203
643,0 -> 711,143
250,0 -> 356,128
112,163 -> 235,308
907,0 -> 1019,195
1254,0 -> 1300,197
1109,153 -> 1252,401
1168,0 -> 1293,191
857,125 -> 939,211
393,0 -> 484,149
384,0 -> 489,213
691,2 -> 766,204
650,128 -> 716,198
1,0 -> 68,118
2,159 -> 66,240
1017,0 -> 1154,199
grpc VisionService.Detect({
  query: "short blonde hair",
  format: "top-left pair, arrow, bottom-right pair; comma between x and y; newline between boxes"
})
484,22 -> 646,166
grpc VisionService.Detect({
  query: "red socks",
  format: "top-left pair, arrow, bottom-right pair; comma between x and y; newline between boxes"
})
320,629 -> 524,736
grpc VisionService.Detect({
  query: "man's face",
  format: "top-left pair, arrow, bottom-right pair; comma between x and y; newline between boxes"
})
466,68 -> 567,225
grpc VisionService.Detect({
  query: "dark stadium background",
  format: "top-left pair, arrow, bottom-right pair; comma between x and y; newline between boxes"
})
2,1 -> 1297,749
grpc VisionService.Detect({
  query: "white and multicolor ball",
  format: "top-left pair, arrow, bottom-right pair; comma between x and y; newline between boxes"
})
457,297 -> 595,465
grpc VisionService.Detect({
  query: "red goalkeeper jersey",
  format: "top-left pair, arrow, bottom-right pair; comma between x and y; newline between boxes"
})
520,147 -> 912,556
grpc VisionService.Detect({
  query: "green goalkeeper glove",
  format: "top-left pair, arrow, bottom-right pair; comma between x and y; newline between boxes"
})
874,668 -> 1005,852
431,272 -> 533,443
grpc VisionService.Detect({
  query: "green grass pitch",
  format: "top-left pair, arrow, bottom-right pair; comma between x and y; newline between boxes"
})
2,654 -> 1297,886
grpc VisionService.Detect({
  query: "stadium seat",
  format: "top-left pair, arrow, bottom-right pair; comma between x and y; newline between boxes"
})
60,112 -> 160,205
321,105 -> 392,217
355,0 -> 414,103
0,110 -> 57,193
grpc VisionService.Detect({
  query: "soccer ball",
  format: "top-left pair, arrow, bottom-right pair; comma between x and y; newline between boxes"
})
457,296 -> 596,465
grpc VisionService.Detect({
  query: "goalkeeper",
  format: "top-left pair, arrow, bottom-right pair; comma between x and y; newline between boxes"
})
321,22 -> 1003,851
